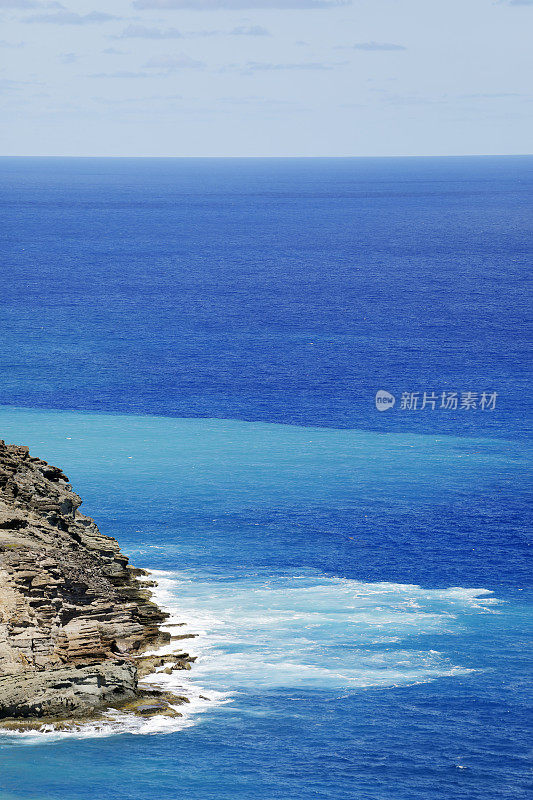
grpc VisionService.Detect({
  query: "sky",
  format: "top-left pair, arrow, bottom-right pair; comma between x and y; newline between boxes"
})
0,0 -> 532,156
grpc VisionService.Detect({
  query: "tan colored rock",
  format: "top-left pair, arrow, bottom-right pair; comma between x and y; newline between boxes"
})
0,439 -> 175,721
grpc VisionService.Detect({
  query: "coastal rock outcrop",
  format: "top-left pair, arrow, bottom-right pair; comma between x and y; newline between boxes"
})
0,439 -> 185,722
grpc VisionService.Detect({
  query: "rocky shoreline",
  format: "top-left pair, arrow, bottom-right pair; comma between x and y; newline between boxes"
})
0,439 -> 194,729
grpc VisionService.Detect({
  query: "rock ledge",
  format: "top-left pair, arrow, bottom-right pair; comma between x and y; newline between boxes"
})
0,439 -> 189,723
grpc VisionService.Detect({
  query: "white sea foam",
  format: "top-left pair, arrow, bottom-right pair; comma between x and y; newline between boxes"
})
147,570 -> 499,693
0,569 -> 499,743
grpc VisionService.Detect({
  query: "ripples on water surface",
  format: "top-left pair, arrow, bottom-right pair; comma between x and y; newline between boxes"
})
0,157 -> 531,799
0,408 -> 530,800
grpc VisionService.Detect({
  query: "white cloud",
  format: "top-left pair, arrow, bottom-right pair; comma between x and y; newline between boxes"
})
222,59 -> 347,74
0,0 -> 51,7
230,25 -> 270,35
116,24 -> 183,38
133,0 -> 346,9
350,41 -> 406,51
143,54 -> 205,70
24,10 -> 119,24
88,70 -> 152,78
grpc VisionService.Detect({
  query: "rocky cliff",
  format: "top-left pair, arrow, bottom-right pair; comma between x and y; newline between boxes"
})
0,439 -> 188,724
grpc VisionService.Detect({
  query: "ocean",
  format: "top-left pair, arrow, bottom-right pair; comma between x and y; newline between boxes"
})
0,157 -> 531,799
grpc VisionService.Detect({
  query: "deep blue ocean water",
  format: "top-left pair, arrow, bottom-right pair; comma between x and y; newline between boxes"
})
0,157 -> 531,800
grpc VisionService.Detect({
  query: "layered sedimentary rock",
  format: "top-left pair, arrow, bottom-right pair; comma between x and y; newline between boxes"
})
0,439 -> 183,721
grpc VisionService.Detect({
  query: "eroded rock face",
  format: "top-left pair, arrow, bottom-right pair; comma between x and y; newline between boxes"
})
0,440 -> 172,720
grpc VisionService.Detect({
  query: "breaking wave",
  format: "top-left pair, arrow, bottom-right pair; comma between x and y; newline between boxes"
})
0,568 -> 499,743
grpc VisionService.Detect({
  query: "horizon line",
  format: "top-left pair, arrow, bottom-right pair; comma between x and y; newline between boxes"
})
0,152 -> 532,160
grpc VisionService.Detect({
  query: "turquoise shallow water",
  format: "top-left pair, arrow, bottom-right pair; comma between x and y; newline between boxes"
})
0,407 -> 531,800
0,155 -> 531,799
